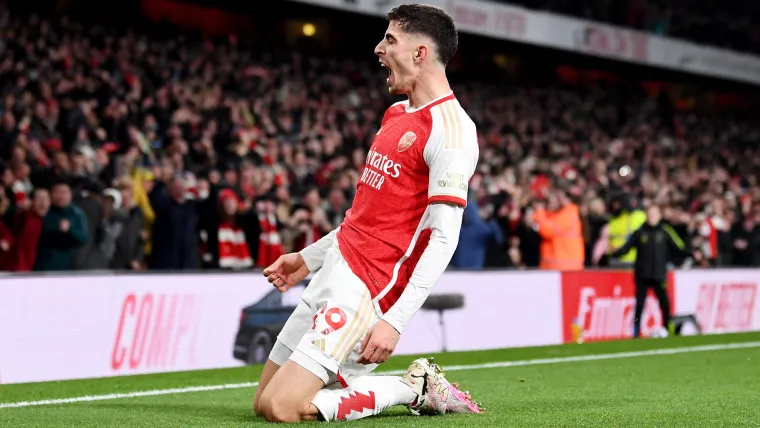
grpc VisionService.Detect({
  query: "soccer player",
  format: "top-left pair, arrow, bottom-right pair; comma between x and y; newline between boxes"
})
254,4 -> 481,422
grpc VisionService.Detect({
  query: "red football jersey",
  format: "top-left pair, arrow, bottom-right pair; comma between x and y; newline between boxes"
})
337,92 -> 479,313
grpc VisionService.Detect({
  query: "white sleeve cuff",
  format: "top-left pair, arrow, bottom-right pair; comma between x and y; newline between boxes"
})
298,228 -> 339,272
382,282 -> 432,334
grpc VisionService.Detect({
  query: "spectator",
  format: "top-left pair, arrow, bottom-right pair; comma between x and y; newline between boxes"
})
129,167 -> 157,259
80,188 -> 129,269
582,197 -> 608,267
533,187 -> 585,270
325,188 -> 348,229
451,197 -> 504,269
731,204 -> 760,266
112,178 -> 146,270
34,181 -> 88,271
513,206 -> 541,269
593,194 -> 647,267
288,189 -> 333,253
1,7 -> 759,272
148,175 -> 199,270
0,190 -> 12,261
696,199 -> 732,266
0,188 -> 50,271
71,180 -> 105,270
213,189 -> 254,270
256,194 -> 285,269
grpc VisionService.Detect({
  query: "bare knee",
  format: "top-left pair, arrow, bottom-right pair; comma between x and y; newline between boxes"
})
258,396 -> 302,423
252,393 -> 262,416
268,405 -> 301,423
259,389 -> 317,423
256,360 -> 324,422
253,359 -> 283,416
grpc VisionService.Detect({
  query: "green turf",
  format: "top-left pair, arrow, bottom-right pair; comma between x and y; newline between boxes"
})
2,332 -> 760,427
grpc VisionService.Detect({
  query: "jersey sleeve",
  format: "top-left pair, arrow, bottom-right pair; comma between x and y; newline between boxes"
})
423,106 -> 479,207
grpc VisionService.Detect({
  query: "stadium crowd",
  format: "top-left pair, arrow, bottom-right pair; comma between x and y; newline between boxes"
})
505,0 -> 760,54
1,8 -> 759,273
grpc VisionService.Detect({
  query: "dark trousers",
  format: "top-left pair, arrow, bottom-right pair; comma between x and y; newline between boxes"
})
633,277 -> 671,338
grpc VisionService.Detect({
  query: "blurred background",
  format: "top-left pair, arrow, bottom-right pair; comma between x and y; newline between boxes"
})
1,0 -> 759,274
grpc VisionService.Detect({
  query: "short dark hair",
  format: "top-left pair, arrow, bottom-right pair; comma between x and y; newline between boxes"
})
386,4 -> 458,65
51,179 -> 71,189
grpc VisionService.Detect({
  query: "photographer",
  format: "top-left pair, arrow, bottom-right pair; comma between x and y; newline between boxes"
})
610,204 -> 692,338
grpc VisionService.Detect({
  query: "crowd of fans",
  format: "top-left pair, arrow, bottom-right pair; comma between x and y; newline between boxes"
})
1,9 -> 759,273
505,0 -> 760,54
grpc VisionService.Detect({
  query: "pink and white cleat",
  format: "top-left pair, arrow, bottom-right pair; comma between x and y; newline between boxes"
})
401,357 -> 484,416
437,379 -> 484,414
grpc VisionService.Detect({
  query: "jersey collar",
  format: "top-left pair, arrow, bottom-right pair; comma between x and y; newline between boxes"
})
405,91 -> 455,113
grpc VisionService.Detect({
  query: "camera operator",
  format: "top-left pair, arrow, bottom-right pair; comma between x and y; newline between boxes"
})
610,204 -> 693,338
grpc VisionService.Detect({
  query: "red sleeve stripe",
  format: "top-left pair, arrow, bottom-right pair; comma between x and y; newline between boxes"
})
429,195 -> 467,207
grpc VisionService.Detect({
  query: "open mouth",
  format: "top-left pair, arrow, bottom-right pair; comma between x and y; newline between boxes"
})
380,61 -> 392,82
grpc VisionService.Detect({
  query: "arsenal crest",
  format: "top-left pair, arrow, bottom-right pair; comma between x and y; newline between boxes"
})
398,131 -> 417,152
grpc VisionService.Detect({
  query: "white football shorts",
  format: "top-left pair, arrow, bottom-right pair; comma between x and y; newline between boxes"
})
268,239 -> 381,386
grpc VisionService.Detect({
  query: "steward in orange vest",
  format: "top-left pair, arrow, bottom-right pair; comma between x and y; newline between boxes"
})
533,189 -> 585,271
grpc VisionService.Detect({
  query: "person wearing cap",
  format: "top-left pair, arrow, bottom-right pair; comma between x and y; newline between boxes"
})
87,187 -> 129,269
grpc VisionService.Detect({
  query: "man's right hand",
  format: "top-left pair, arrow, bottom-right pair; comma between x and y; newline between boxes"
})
263,253 -> 311,293
60,219 -> 70,232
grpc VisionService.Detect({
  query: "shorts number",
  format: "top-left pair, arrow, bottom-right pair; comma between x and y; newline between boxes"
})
324,308 -> 347,331
312,306 -> 348,335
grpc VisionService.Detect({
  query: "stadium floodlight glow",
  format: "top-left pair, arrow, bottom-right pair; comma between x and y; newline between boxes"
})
302,23 -> 316,37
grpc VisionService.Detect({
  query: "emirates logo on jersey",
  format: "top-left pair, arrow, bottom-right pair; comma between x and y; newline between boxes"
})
398,131 -> 417,152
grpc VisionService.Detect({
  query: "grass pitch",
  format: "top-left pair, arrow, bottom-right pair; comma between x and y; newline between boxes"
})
1,332 -> 759,427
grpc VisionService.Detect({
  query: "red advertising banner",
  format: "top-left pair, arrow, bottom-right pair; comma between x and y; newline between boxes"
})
674,270 -> 760,334
561,271 -> 674,343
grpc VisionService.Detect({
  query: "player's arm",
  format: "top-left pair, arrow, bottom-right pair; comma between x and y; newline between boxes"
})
298,227 -> 339,272
266,228 -> 340,292
382,109 -> 479,335
381,202 -> 463,334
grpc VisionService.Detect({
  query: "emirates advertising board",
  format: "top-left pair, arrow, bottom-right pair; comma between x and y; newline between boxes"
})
0,271 -> 562,384
560,271 -> 676,343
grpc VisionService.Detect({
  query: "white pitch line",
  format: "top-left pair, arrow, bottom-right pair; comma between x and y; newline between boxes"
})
2,341 -> 759,409
0,382 -> 260,409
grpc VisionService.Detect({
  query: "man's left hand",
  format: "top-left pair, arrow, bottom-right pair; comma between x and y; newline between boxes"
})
357,320 -> 400,365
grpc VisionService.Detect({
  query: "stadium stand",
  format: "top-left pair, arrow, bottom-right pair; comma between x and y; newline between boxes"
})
0,2 -> 759,273
500,0 -> 760,54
